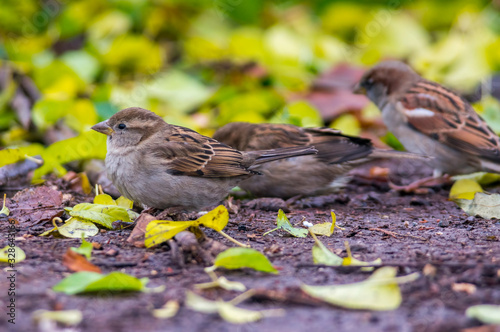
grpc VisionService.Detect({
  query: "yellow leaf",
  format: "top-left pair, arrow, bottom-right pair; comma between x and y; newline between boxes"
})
33,130 -> 107,179
342,241 -> 382,269
310,211 -> 336,236
301,267 -> 419,310
0,144 -> 44,168
197,205 -> 228,232
0,246 -> 26,263
116,196 -> 133,209
145,220 -> 197,248
449,179 -> 483,201
93,194 -> 116,205
330,114 -> 361,136
152,300 -> 179,319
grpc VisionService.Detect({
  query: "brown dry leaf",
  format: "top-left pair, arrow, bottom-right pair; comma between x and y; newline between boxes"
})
9,186 -> 63,226
127,213 -> 156,245
62,249 -> 101,273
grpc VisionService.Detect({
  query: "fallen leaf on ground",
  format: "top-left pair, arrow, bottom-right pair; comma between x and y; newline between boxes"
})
264,209 -> 307,237
70,235 -> 93,259
0,245 -> 26,263
144,206 -> 246,248
0,194 -> 9,216
211,247 -> 278,274
466,305 -> 500,324
152,300 -> 180,319
67,203 -> 134,229
301,267 -> 419,310
310,211 -> 336,236
185,291 -> 284,324
195,268 -> 246,292
32,309 -> 82,326
342,241 -> 382,269
9,186 -> 63,226
455,192 -> 500,219
40,217 -> 99,238
127,213 -> 156,245
311,232 -> 343,266
53,271 -> 149,295
145,220 -> 196,248
449,179 -> 483,200
63,249 -> 101,273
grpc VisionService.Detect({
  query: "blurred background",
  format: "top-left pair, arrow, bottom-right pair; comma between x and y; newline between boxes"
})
1,0 -> 500,180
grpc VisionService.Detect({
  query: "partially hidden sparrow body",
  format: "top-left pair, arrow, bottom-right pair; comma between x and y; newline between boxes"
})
213,122 -> 425,198
91,107 -> 317,211
355,61 -> 500,177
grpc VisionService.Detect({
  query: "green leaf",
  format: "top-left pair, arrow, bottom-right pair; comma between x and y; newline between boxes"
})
0,246 -> 26,264
466,305 -> 500,324
53,271 -> 148,295
71,235 -> 93,260
213,248 -> 278,274
145,220 -> 196,248
449,179 -> 483,201
0,144 -> 44,168
455,192 -> 500,220
197,205 -> 228,232
69,203 -> 132,229
116,196 -> 133,209
312,237 -> 343,266
264,209 -> 307,238
301,267 -> 419,311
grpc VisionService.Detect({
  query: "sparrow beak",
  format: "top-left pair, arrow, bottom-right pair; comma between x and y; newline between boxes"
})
91,120 -> 114,136
353,82 -> 366,95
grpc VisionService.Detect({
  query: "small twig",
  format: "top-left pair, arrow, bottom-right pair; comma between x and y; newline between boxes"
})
217,230 -> 250,248
229,289 -> 256,305
368,227 -> 427,241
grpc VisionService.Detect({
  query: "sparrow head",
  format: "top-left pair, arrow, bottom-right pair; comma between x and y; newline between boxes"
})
92,107 -> 167,147
354,60 -> 419,106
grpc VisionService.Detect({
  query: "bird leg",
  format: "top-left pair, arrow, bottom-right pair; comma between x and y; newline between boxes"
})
389,174 -> 452,194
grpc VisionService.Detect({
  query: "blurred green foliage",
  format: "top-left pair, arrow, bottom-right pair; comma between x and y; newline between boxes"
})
0,0 -> 499,176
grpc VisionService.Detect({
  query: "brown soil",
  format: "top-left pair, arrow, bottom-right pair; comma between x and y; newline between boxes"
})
1,159 -> 499,332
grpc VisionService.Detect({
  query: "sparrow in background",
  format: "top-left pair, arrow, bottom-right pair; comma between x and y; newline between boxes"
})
91,107 -> 317,211
355,61 -> 500,190
213,122 -> 426,198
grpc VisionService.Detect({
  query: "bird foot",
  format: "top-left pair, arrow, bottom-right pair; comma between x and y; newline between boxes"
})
389,175 -> 452,194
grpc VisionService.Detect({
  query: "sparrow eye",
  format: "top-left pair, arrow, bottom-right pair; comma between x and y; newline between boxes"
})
117,123 -> 126,130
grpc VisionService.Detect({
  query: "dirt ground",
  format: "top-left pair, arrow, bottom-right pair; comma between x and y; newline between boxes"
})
1,159 -> 499,332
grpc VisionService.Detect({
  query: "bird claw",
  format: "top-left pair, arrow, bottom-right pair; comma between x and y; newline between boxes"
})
389,175 -> 452,194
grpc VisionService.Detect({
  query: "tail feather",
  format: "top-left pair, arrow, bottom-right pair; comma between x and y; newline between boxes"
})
369,149 -> 431,161
252,146 -> 318,166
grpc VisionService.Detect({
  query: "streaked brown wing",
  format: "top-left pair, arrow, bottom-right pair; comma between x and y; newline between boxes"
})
399,80 -> 500,162
152,126 -> 252,177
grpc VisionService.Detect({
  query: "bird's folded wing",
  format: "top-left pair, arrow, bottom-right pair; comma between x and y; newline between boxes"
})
152,127 -> 251,177
398,80 -> 500,162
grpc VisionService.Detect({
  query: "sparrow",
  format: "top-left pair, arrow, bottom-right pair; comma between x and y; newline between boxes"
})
213,122 -> 425,198
354,60 -> 500,179
91,107 -> 317,211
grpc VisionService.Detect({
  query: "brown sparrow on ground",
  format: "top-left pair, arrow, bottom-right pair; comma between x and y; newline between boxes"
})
354,61 -> 500,188
91,107 -> 317,211
213,122 -> 426,198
